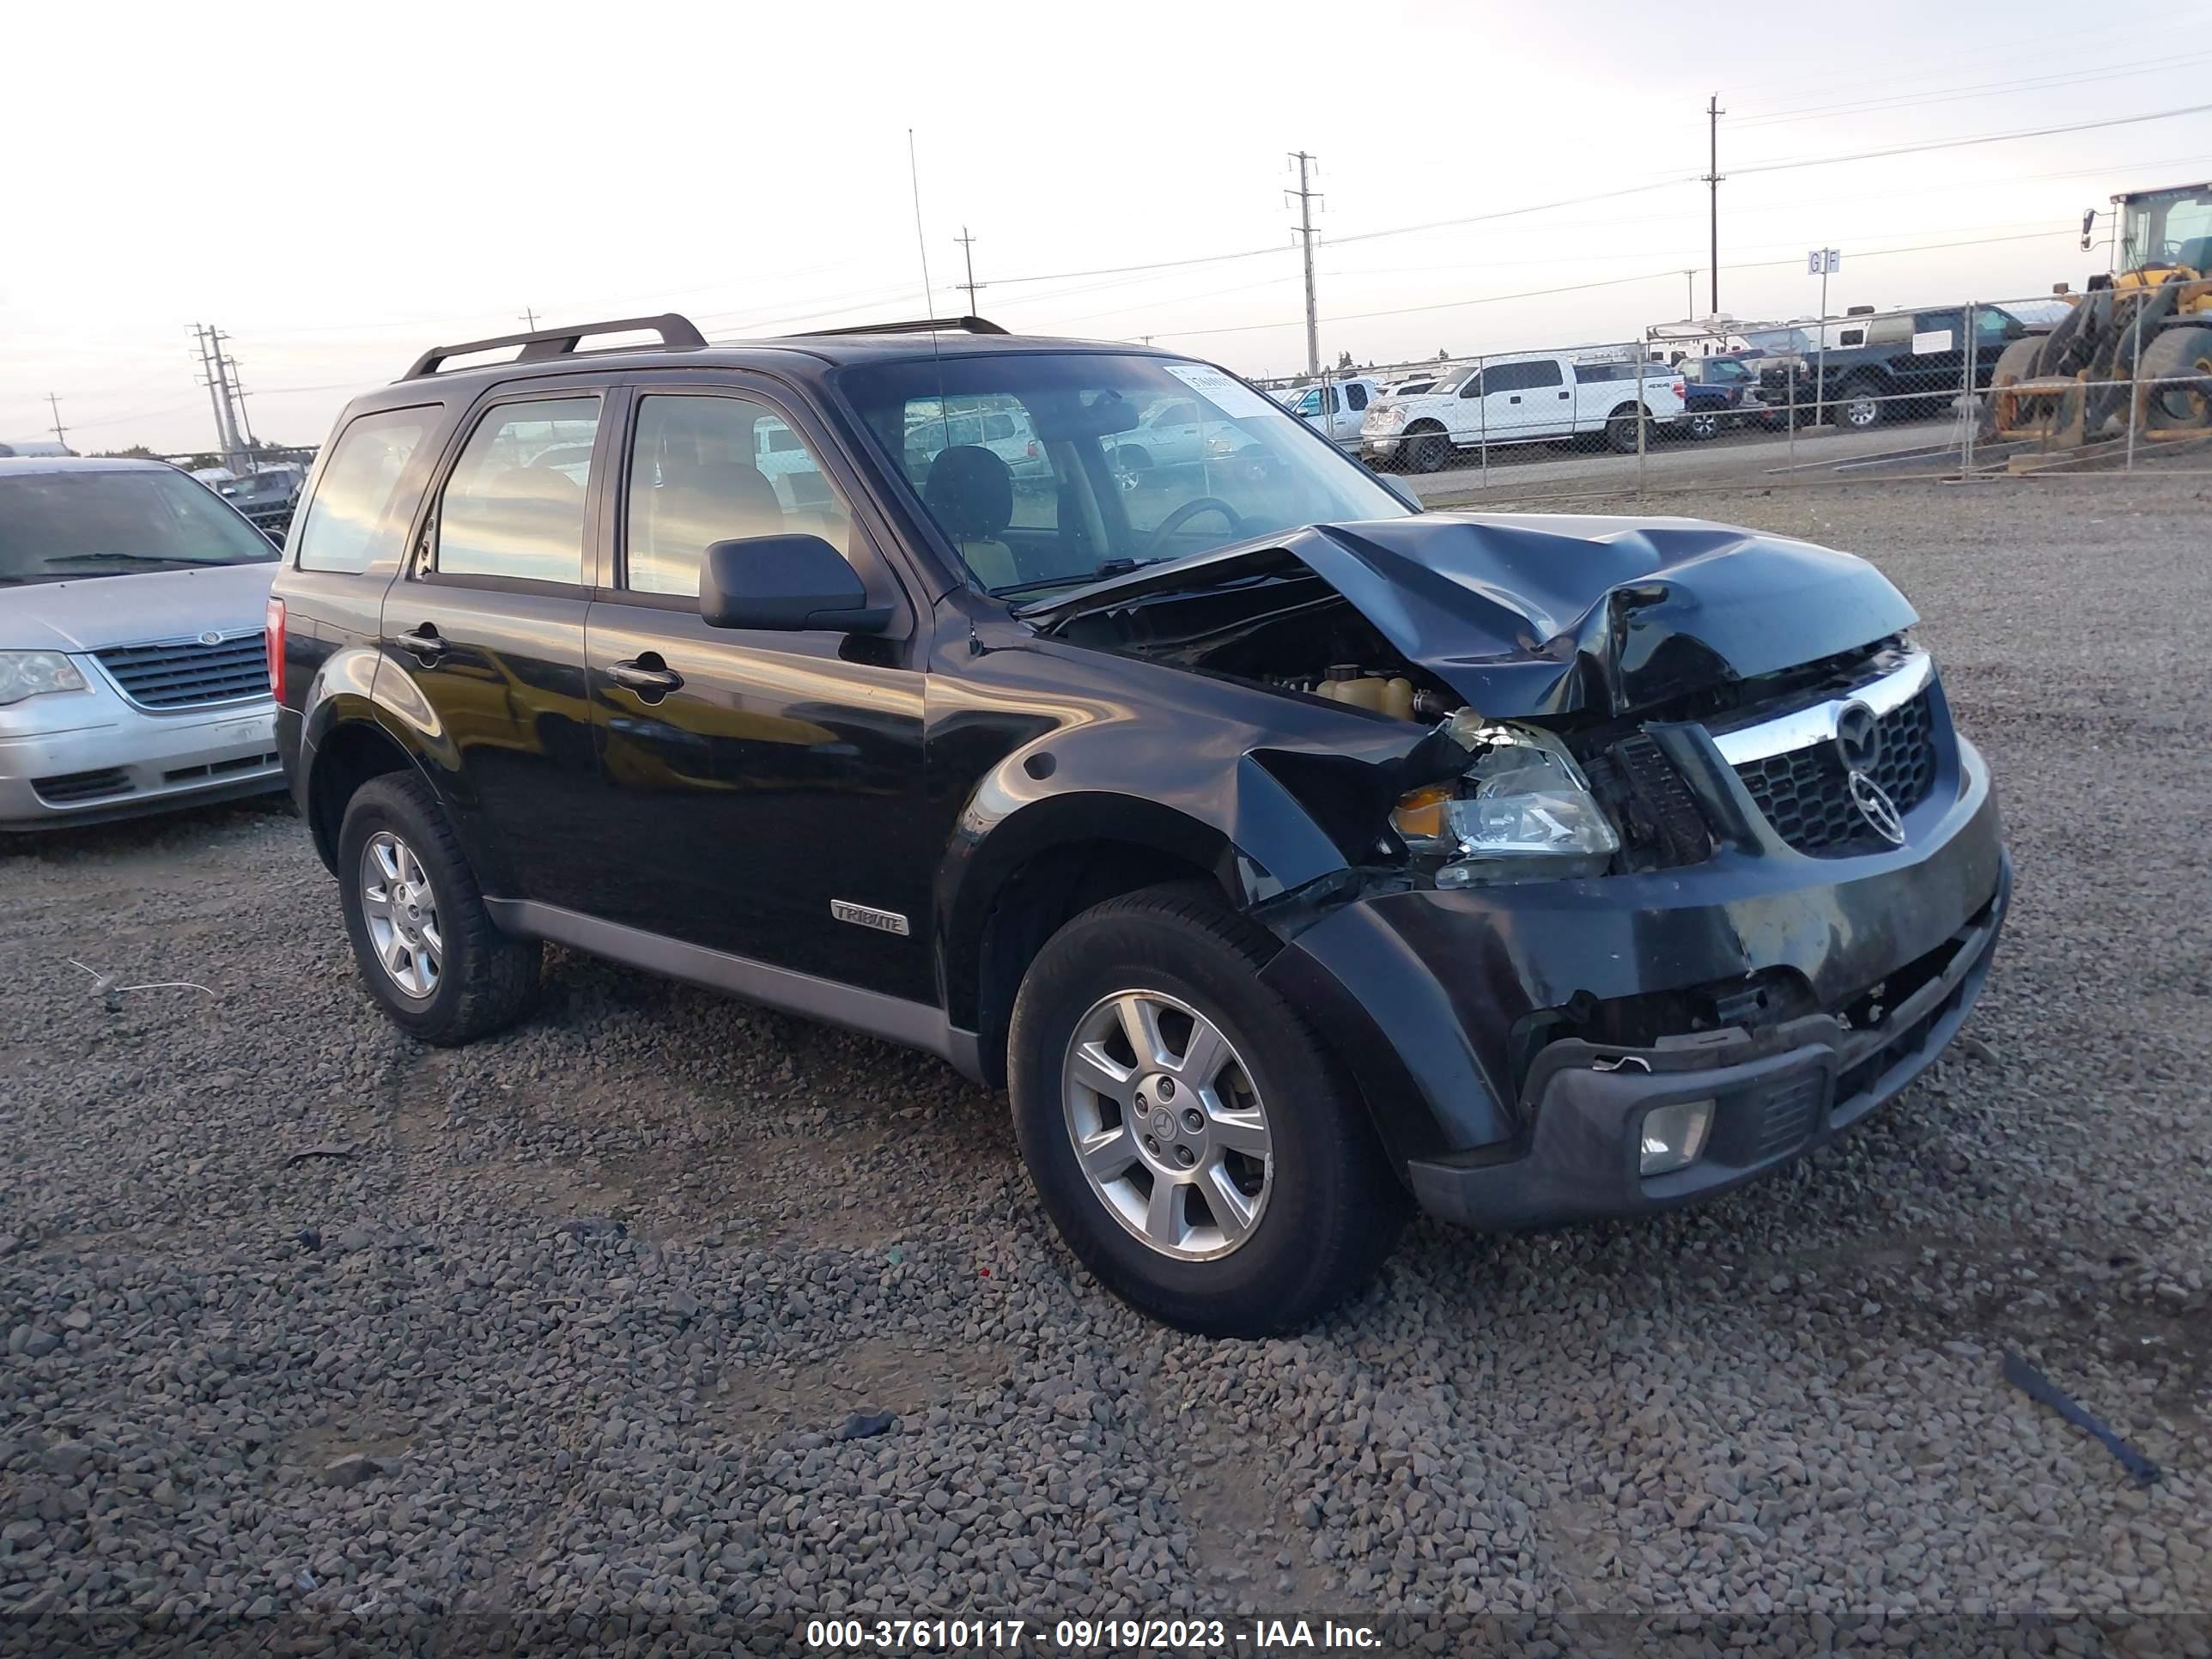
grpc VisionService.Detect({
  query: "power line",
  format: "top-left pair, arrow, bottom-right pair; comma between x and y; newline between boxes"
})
1148,226 -> 2074,340
1732,101 -> 2212,175
1731,50 -> 2212,129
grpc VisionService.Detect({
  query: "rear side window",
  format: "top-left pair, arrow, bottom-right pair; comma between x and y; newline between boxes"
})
1346,383 -> 1368,410
432,398 -> 599,585
295,408 -> 433,574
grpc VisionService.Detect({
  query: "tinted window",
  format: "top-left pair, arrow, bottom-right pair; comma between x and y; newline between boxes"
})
434,398 -> 598,584
0,468 -> 276,586
1346,383 -> 1368,410
625,394 -> 854,598
295,408 -> 432,574
1488,360 -> 1562,393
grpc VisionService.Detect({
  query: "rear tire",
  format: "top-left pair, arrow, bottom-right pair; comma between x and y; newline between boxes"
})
337,772 -> 540,1045
1605,404 -> 1648,453
2142,324 -> 2212,431
1686,410 -> 1719,441
1008,885 -> 1406,1336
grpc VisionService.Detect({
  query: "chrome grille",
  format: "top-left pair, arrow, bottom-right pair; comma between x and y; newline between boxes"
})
94,632 -> 269,710
1732,691 -> 1937,856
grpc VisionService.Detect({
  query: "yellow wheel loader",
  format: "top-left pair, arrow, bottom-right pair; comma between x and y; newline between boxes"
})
1988,182 -> 2212,447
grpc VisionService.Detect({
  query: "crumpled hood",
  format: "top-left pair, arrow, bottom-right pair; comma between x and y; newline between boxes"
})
1023,513 -> 1917,718
2,562 -> 276,653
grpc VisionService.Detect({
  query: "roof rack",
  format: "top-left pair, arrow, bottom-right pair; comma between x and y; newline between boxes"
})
402,313 -> 708,380
799,315 -> 1009,338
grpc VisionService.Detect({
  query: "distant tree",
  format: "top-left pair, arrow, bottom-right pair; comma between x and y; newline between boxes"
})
94,445 -> 161,460
1336,349 -> 1353,371
1437,347 -> 1449,360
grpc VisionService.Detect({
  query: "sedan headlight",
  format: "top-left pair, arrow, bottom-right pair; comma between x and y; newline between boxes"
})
1393,719 -> 1620,886
0,651 -> 89,707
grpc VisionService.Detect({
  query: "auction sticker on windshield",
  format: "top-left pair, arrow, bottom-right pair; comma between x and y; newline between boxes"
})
1163,362 -> 1283,422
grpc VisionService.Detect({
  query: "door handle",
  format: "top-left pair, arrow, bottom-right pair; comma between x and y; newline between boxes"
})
395,625 -> 444,659
1558,391 -> 1571,399
1509,395 -> 1522,404
611,659 -> 684,698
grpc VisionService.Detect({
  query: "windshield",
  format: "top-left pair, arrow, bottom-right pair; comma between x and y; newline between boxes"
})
0,468 -> 276,586
841,353 -> 1413,595
2121,186 -> 2212,269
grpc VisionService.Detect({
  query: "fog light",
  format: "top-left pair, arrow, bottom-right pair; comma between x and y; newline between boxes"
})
1639,1099 -> 1716,1176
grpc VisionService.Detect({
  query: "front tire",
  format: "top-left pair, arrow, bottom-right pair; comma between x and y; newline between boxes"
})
337,772 -> 540,1045
1008,886 -> 1405,1336
1835,379 -> 1885,430
1403,427 -> 1449,473
2142,324 -> 2212,431
1686,410 -> 1719,441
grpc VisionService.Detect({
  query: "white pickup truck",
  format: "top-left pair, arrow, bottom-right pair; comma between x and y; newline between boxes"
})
1278,376 -> 1385,449
1360,350 -> 1686,471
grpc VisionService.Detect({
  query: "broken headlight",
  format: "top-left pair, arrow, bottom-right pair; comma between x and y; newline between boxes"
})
1392,720 -> 1620,886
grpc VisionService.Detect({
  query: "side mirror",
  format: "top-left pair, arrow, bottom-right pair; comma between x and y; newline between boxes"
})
698,534 -> 890,634
2002,318 -> 2027,340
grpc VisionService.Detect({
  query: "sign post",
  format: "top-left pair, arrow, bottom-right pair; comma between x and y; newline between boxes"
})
1808,248 -> 1840,426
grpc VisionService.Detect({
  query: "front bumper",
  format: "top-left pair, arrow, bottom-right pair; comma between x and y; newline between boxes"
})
0,696 -> 282,831
1261,730 -> 2008,1230
1407,854 -> 2007,1227
1361,432 -> 1406,460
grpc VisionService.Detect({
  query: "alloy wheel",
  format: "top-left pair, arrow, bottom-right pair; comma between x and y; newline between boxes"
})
360,830 -> 442,1000
1060,988 -> 1273,1261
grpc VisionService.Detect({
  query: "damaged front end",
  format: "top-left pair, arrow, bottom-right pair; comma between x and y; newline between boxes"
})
1024,512 -> 2010,1228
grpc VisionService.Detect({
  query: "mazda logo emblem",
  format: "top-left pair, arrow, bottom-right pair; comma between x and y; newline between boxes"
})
1848,769 -> 1906,845
1832,700 -> 1881,772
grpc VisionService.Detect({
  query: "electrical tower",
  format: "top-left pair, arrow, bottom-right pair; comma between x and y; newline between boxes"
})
954,228 -> 984,314
520,307 -> 539,331
1287,152 -> 1322,379
46,392 -> 68,454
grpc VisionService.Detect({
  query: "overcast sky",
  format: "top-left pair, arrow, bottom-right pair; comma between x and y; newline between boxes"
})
4,0 -> 2209,453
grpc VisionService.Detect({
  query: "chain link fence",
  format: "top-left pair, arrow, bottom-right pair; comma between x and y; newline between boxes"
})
1273,287 -> 2210,504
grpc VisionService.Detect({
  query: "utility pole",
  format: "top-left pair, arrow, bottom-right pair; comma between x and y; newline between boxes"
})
223,354 -> 258,448
520,307 -> 539,331
1682,270 -> 1696,321
954,228 -> 983,314
191,324 -> 249,476
1704,94 -> 1724,316
1287,151 -> 1322,379
45,392 -> 68,454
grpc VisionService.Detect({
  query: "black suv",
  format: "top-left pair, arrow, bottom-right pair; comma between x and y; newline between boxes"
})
272,313 -> 2010,1336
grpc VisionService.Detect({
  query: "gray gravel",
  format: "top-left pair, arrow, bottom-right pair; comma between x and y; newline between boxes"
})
3,473 -> 2209,1655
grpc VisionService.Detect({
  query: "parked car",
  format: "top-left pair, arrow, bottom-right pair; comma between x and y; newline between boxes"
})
0,457 -> 283,831
1674,356 -> 1775,440
275,313 -> 2009,1337
1279,377 -> 1382,449
1757,305 -> 2037,430
1384,376 -> 1442,398
1363,350 -> 1687,470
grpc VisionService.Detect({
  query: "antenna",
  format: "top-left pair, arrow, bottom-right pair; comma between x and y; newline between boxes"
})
907,129 -> 936,317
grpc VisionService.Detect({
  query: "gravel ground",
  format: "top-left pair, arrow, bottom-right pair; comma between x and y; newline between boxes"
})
3,473 -> 2209,1656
